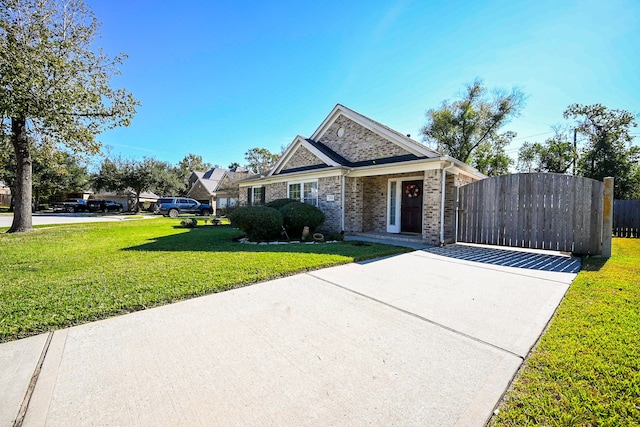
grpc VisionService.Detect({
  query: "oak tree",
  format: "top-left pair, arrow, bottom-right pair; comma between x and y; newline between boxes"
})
564,104 -> 638,199
0,0 -> 139,232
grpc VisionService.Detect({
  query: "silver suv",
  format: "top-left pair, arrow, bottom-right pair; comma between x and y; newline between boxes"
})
155,197 -> 212,217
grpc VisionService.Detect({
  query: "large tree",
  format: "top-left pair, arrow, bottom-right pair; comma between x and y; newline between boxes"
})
0,136 -> 88,209
244,147 -> 279,175
564,104 -> 639,199
517,128 -> 576,174
421,79 -> 524,175
0,0 -> 138,232
93,156 -> 179,211
176,153 -> 212,195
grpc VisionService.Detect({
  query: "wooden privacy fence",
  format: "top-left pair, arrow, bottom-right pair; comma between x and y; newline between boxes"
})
613,199 -> 640,238
456,173 -> 609,255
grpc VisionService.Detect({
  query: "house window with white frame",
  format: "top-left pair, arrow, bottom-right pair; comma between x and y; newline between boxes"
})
249,186 -> 265,205
288,180 -> 318,206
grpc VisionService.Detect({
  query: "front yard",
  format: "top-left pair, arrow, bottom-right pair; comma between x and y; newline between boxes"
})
492,238 -> 640,426
0,218 -> 410,342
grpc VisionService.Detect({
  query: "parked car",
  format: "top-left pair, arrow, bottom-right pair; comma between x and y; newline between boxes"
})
52,199 -> 88,213
87,199 -> 123,213
155,197 -> 212,217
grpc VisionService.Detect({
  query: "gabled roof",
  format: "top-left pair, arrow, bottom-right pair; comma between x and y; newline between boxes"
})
269,135 -> 342,176
310,104 -> 441,158
188,167 -> 258,196
268,104 -> 442,177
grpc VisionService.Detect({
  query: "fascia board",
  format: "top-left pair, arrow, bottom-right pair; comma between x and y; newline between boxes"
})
239,167 -> 344,187
269,135 -> 306,176
271,136 -> 339,176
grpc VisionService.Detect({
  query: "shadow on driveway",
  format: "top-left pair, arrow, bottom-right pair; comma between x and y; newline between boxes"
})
421,244 -> 582,273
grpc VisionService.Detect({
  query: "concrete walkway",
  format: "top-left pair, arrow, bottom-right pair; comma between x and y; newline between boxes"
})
0,246 -> 578,427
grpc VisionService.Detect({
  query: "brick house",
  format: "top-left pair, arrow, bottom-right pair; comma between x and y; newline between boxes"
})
238,104 -> 486,245
188,167 -> 257,215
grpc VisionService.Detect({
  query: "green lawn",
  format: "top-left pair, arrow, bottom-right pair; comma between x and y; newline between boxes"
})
0,218 -> 410,342
491,238 -> 640,426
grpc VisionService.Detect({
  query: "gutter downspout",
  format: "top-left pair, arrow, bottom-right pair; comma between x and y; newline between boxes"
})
440,161 -> 455,246
341,169 -> 352,232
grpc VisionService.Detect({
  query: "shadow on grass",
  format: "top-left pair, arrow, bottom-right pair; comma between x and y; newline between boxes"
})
123,225 -> 411,260
580,256 -> 608,272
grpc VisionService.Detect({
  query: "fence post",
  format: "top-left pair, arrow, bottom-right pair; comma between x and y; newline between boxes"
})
602,177 -> 614,257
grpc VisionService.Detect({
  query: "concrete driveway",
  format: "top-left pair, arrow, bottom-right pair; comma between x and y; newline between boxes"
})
0,245 -> 578,427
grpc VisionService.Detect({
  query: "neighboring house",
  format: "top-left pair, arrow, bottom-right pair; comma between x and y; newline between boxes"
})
238,104 -> 486,245
188,167 -> 256,215
0,181 -> 10,207
91,189 -> 160,211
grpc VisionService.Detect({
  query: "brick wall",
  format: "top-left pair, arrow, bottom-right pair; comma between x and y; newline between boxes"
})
422,170 -> 442,245
344,176 -> 364,232
318,115 -> 411,163
282,145 -> 325,170
266,182 -> 287,201
188,182 -> 211,201
444,173 -> 456,243
317,176 -> 342,233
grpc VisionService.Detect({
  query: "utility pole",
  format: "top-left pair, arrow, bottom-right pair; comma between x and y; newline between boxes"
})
573,128 -> 577,175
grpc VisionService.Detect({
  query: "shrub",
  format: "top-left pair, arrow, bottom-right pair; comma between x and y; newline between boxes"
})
180,218 -> 198,228
228,206 -> 283,241
265,198 -> 298,210
278,201 -> 325,238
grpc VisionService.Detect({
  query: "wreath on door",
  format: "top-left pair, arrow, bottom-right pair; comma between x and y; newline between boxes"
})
405,184 -> 420,198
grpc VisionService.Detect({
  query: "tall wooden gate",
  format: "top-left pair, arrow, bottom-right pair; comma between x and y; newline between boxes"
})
456,173 -> 605,254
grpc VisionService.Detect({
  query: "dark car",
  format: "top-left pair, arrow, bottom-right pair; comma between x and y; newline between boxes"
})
52,199 -> 88,213
155,197 -> 212,217
87,199 -> 123,213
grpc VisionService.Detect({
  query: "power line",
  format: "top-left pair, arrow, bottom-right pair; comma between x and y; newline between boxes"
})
511,131 -> 555,141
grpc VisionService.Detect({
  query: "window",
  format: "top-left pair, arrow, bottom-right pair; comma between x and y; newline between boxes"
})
288,180 -> 318,206
249,186 -> 264,205
389,182 -> 397,226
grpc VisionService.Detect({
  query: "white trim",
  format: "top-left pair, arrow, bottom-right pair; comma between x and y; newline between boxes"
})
386,175 -> 424,234
387,180 -> 401,233
287,179 -> 319,206
239,167 -> 343,187
249,185 -> 264,206
269,136 -> 340,176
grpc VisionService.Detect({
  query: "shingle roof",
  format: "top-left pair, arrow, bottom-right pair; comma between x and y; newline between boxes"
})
302,138 -> 423,168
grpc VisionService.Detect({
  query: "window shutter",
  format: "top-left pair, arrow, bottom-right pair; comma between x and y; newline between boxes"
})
260,188 -> 266,204
247,187 -> 252,206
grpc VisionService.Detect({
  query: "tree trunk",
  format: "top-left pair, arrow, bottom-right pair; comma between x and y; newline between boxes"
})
8,117 -> 33,233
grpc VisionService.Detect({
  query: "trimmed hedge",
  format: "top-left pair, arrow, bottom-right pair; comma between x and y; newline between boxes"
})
228,206 -> 283,241
265,198 -> 298,210
279,201 -> 325,238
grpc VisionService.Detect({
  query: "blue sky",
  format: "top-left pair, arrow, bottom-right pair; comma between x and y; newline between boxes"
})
88,0 -> 639,170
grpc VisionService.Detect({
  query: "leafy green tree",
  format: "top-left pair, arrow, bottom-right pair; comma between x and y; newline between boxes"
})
244,147 -> 279,175
93,156 -> 180,210
0,0 -> 139,232
564,104 -> 639,199
33,149 -> 89,209
228,162 -> 241,169
0,137 -> 88,209
471,131 -> 514,176
176,153 -> 212,195
421,79 -> 524,174
517,129 -> 576,174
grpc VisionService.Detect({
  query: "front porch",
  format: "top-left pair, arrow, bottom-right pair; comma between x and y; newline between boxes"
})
345,231 -> 430,249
